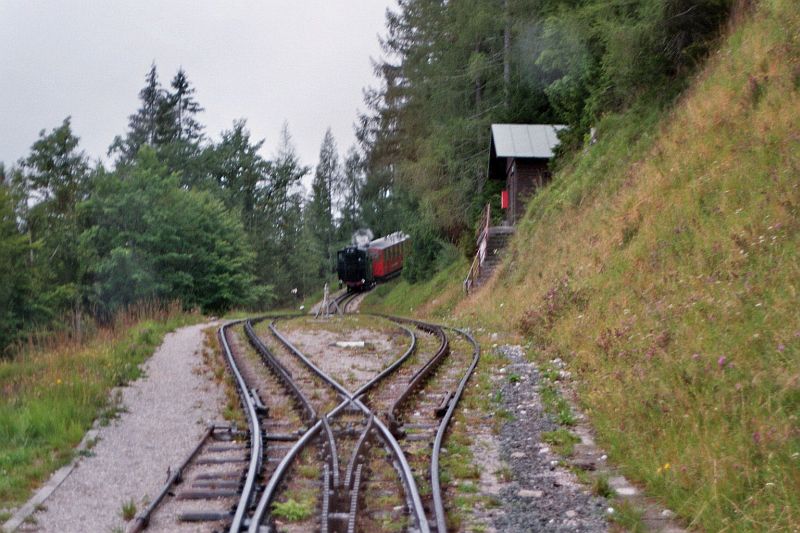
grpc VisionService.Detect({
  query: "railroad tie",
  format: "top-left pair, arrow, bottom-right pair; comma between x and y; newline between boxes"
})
176,489 -> 239,499
178,511 -> 231,522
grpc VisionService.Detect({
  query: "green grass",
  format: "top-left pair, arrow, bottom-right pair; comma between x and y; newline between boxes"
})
541,429 -> 581,457
609,500 -> 645,532
592,475 -> 614,499
120,499 -> 136,521
360,257 -> 468,319
271,497 -> 314,521
537,366 -> 577,427
495,466 -> 513,482
0,310 -> 199,508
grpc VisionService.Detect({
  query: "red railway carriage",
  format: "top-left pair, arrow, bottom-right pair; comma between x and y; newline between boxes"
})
368,232 -> 409,279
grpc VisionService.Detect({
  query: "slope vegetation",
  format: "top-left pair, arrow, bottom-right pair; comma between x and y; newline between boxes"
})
377,1 -> 799,529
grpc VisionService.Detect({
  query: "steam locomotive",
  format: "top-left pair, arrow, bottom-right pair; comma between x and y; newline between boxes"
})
336,232 -> 410,291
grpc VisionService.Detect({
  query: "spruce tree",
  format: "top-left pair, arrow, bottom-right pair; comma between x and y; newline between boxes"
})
167,68 -> 204,142
307,128 -> 339,277
0,184 -> 36,355
207,120 -> 269,231
109,63 -> 166,163
337,146 -> 364,241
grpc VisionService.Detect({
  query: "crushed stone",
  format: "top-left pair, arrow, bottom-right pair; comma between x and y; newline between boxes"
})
492,345 -> 608,532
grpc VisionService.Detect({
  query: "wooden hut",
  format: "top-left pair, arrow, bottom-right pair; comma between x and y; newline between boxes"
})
488,124 -> 564,223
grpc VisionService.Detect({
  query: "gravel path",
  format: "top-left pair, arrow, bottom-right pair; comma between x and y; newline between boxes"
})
24,322 -> 225,533
492,345 -> 608,532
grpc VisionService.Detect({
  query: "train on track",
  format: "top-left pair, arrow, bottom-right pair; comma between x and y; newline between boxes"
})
336,231 -> 410,291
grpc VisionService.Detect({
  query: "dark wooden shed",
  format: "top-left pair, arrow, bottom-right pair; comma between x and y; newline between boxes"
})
488,124 -> 564,223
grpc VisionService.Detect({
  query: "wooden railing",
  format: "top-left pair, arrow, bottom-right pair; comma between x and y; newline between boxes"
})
463,203 -> 491,294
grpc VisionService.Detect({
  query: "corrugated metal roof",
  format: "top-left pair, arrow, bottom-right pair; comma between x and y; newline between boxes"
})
491,124 -> 566,159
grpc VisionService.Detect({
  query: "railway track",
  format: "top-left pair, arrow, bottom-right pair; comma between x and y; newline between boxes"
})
331,290 -> 481,531
272,298 -> 481,531
241,316 -> 429,532
131,287 -> 479,532
326,289 -> 361,315
128,322 -> 265,533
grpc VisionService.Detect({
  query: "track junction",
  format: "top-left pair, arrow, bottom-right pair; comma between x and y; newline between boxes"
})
130,291 -> 480,533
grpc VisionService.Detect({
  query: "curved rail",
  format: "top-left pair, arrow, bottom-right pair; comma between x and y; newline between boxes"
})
247,400 -> 348,533
244,320 -> 316,422
218,322 -> 264,533
430,327 -> 480,533
330,290 -> 358,315
258,318 -> 430,533
269,321 -> 351,397
344,415 -> 374,490
385,319 -> 450,433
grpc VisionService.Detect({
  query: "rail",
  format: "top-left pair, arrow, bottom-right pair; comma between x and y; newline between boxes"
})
244,320 -> 317,423
247,318 -> 429,533
218,322 -> 264,533
127,425 -> 218,533
240,311 -> 480,532
384,318 -> 450,434
430,327 -> 481,532
464,203 -> 491,294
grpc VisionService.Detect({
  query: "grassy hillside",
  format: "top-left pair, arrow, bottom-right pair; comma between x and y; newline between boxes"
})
371,1 -> 800,529
360,258 -> 468,318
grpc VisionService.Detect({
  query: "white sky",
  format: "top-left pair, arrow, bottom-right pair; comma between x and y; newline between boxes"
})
0,1 -> 393,184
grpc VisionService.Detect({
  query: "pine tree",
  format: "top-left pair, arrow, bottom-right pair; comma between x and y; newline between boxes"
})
14,117 -> 90,322
248,124 -> 309,301
167,68 -> 204,143
268,123 -> 309,217
208,120 -> 269,232
82,148 -> 259,316
307,128 -> 339,277
18,118 -> 89,267
0,183 -> 36,355
109,63 -> 166,163
337,146 -> 364,241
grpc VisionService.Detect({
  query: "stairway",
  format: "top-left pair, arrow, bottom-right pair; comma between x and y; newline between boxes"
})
477,226 -> 514,285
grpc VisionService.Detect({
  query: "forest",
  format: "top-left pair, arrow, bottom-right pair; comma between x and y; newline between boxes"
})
0,0 -> 734,355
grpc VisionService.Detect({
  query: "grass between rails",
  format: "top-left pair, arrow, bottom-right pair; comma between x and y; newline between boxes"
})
0,305 -> 201,508
365,2 -> 800,530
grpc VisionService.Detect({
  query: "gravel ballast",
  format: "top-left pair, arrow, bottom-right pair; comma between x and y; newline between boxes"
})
492,345 -> 608,532
21,322 -> 225,533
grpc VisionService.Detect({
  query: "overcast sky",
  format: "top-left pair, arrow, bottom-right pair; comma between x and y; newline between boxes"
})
0,1 -> 393,184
